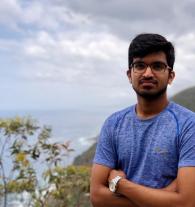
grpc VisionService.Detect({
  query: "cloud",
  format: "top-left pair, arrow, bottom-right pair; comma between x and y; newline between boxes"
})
0,29 -> 127,85
64,0 -> 195,39
0,0 -> 92,32
0,0 -> 195,110
0,0 -> 21,29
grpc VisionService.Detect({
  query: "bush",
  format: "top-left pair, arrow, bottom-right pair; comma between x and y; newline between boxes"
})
0,117 -> 92,207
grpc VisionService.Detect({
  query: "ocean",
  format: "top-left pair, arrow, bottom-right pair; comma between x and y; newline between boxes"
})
0,108 -> 114,164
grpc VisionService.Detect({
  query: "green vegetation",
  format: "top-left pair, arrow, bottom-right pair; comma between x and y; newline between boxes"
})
43,165 -> 91,207
0,117 -> 91,207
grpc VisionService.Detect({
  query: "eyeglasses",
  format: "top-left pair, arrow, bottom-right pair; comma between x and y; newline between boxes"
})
130,61 -> 172,74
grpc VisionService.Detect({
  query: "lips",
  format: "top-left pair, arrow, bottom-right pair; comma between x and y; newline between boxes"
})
139,79 -> 157,84
139,79 -> 158,87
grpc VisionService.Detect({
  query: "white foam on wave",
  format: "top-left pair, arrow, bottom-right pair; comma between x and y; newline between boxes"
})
78,136 -> 96,146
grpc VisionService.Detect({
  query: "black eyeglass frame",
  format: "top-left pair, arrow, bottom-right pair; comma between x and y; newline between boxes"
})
130,61 -> 172,74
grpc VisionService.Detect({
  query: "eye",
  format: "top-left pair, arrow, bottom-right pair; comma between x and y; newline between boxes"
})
133,62 -> 146,70
151,62 -> 166,71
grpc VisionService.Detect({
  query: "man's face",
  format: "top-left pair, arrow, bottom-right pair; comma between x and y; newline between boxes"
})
127,51 -> 175,100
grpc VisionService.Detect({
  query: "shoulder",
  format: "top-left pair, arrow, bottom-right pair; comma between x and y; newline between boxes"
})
167,101 -> 195,121
103,105 -> 135,128
166,101 -> 195,133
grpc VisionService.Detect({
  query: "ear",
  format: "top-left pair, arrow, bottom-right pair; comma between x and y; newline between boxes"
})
127,69 -> 132,83
168,70 -> 175,85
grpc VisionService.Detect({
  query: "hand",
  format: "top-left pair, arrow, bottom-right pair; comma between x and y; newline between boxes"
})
108,169 -> 126,182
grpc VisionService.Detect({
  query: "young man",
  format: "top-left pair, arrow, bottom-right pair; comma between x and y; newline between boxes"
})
90,33 -> 195,207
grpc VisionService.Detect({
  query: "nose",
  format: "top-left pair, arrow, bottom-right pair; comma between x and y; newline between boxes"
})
142,66 -> 154,77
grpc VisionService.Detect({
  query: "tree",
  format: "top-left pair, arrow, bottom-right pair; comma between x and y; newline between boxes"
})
0,117 -> 39,206
0,117 -> 92,207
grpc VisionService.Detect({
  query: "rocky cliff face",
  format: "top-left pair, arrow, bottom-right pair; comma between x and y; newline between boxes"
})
73,140 -> 97,166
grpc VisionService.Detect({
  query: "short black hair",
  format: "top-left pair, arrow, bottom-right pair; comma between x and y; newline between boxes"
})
128,33 -> 175,69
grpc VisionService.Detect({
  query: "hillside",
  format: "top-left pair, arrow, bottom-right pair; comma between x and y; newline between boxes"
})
73,86 -> 195,165
73,142 -> 97,165
170,86 -> 195,112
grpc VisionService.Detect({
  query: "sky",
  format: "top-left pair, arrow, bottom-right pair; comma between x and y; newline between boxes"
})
0,0 -> 195,111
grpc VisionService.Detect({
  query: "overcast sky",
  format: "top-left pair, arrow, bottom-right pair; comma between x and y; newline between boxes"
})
0,0 -> 195,110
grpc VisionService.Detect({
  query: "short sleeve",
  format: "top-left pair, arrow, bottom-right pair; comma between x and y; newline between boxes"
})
178,119 -> 195,168
93,117 -> 117,169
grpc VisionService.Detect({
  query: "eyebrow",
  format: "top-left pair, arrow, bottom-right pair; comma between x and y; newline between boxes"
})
133,61 -> 167,64
132,61 -> 145,64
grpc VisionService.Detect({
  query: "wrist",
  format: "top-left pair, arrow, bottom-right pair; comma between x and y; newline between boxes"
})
117,177 -> 127,194
109,176 -> 123,193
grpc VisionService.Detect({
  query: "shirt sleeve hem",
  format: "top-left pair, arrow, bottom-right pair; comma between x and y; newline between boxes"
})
178,160 -> 195,168
93,159 -> 115,169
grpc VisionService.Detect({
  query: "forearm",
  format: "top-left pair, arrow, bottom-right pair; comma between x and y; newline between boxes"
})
118,179 -> 184,207
90,185 -> 138,207
162,179 -> 177,192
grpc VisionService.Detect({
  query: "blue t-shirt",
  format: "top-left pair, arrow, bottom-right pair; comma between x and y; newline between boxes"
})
93,102 -> 195,188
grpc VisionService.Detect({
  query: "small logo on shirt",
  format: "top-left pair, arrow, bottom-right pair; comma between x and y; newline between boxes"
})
154,147 -> 168,155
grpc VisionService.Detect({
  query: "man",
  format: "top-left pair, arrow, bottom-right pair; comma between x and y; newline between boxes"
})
90,33 -> 195,207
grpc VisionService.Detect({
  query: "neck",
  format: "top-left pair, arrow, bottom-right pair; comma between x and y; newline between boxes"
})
136,93 -> 169,119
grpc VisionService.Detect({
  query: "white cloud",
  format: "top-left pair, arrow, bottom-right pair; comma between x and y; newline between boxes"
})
0,0 -> 195,110
0,29 -> 127,85
25,45 -> 46,57
166,33 -> 195,96
0,0 -> 21,29
0,0 -> 92,32
59,32 -> 126,60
